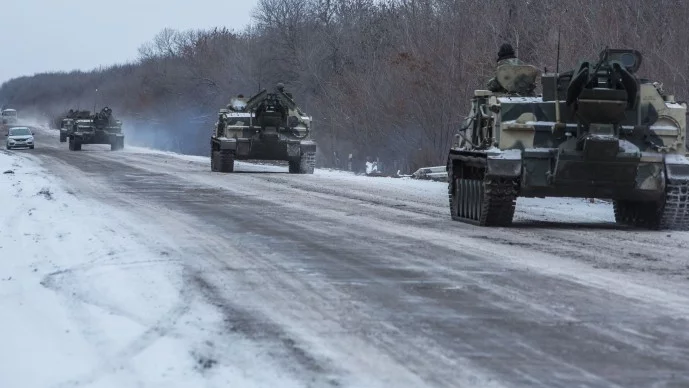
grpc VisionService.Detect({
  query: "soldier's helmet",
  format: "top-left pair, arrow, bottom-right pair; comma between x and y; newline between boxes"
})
497,43 -> 516,62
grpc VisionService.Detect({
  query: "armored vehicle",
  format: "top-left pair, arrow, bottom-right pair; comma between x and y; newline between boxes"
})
210,83 -> 316,173
1,108 -> 18,132
58,109 -> 86,142
65,107 -> 124,151
1,108 -> 18,124
447,48 -> 689,230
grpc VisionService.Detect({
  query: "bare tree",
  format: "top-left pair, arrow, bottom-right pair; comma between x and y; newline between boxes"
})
2,0 -> 689,170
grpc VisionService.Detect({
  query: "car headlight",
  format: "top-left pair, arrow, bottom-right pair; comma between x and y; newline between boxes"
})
27,137 -> 34,142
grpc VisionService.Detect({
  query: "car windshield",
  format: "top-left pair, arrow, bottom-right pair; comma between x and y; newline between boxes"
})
2,110 -> 17,117
9,127 -> 31,136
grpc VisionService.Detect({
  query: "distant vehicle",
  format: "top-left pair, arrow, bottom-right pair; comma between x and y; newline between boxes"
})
5,126 -> 35,150
1,109 -> 18,122
1,109 -> 19,132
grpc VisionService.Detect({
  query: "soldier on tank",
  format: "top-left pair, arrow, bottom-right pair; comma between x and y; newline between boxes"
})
486,43 -> 532,94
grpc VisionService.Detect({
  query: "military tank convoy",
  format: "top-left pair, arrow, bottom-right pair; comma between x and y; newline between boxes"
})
56,107 -> 125,151
447,47 -> 689,230
4,45 -> 687,230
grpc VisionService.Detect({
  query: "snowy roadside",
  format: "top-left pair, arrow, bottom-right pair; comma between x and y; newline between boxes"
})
0,150 -> 303,388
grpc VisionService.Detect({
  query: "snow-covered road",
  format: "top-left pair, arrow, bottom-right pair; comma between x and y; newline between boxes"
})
2,128 -> 689,388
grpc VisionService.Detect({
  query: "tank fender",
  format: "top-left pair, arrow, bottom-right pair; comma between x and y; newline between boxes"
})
217,138 -> 237,150
300,140 -> 317,154
665,154 -> 689,180
486,149 -> 522,178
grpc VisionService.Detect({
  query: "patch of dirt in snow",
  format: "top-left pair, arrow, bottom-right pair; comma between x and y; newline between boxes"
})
190,272 -> 343,387
37,187 -> 53,200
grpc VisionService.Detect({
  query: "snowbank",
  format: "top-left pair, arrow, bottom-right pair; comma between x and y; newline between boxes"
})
0,151 -> 300,387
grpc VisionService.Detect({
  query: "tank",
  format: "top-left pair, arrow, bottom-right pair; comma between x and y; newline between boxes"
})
446,48 -> 689,230
210,83 -> 317,173
65,107 -> 125,151
57,109 -> 84,142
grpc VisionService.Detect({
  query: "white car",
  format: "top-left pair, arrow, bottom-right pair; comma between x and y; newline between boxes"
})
5,126 -> 35,150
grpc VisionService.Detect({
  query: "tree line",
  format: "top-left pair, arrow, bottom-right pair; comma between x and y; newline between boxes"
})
2,0 -> 688,173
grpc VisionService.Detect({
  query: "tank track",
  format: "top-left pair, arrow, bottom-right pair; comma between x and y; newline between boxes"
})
289,152 -> 315,174
299,151 -> 316,174
68,136 -> 81,151
613,177 -> 689,230
449,176 -> 518,226
659,177 -> 689,230
110,136 -> 124,151
211,150 -> 218,172
218,150 -> 235,173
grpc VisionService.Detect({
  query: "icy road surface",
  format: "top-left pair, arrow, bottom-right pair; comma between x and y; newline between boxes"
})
1,128 -> 689,388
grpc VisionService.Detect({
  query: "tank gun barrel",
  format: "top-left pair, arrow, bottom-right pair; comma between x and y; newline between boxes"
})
587,46 -> 610,86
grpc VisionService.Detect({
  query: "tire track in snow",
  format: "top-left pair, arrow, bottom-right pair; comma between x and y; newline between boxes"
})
42,260 -> 194,388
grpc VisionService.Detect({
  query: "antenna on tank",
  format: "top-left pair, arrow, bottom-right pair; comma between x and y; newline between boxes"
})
556,27 -> 561,74
554,27 -> 562,124
93,88 -> 98,113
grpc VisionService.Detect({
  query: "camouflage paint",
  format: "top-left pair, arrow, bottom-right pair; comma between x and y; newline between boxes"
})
449,48 -> 689,201
211,85 -> 317,161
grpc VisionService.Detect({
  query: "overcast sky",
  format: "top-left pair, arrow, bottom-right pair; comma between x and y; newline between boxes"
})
0,0 -> 258,83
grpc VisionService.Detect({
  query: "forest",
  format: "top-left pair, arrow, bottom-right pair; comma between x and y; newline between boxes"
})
1,0 -> 688,173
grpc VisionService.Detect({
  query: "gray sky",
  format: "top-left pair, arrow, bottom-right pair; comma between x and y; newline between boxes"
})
0,0 -> 258,84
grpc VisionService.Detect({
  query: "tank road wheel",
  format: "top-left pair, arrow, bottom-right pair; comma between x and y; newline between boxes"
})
448,160 -> 517,226
68,137 -> 81,151
218,150 -> 235,173
614,177 -> 689,230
